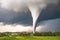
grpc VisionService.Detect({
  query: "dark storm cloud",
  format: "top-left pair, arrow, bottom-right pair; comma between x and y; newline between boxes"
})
37,5 -> 60,24
0,7 -> 32,26
0,4 -> 60,32
0,4 -> 60,26
36,5 -> 60,32
38,18 -> 60,32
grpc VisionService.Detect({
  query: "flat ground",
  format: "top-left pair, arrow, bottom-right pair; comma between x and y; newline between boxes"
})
0,36 -> 60,40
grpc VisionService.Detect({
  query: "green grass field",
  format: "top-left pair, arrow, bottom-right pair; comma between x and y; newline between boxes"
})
0,36 -> 60,40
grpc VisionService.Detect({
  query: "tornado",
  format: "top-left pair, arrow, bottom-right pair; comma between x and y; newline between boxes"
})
29,6 -> 40,33
28,4 -> 47,33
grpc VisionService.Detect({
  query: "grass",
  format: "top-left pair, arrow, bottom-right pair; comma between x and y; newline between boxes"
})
0,36 -> 60,40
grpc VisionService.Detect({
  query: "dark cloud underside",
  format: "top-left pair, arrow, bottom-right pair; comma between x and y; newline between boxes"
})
0,4 -> 60,32
0,5 -> 60,26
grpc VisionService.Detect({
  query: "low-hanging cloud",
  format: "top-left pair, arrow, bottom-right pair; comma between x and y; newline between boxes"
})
0,18 -> 60,32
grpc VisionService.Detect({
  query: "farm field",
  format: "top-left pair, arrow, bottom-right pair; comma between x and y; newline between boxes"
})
0,36 -> 60,40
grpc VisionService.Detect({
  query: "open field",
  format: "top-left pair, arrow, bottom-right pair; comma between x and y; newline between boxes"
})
0,36 -> 60,40
0,32 -> 60,40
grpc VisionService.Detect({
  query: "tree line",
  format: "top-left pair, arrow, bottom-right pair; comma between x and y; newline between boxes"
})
0,32 -> 60,37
